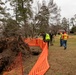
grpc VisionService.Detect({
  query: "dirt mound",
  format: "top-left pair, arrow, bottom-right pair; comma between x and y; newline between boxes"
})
0,36 -> 32,74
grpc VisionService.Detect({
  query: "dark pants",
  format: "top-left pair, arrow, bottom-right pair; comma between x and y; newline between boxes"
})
45,40 -> 50,48
50,38 -> 53,45
63,40 -> 67,49
60,39 -> 63,46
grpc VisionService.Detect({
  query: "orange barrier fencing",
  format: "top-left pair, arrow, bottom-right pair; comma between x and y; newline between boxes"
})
25,38 -> 39,46
3,38 -> 50,75
25,38 -> 50,75
3,52 -> 23,75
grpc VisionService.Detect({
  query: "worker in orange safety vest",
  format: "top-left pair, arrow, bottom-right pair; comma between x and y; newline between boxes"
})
62,32 -> 69,50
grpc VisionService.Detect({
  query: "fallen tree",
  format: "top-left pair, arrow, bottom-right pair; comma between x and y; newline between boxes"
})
0,35 -> 31,74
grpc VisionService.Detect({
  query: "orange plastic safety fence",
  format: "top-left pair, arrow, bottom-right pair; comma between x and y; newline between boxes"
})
3,52 -> 23,75
3,38 -> 49,75
25,38 -> 39,46
25,38 -> 50,75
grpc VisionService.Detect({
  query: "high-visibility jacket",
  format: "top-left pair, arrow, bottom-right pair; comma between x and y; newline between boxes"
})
63,33 -> 68,40
45,33 -> 50,40
60,33 -> 63,39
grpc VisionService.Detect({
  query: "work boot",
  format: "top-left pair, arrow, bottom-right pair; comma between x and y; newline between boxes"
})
64,47 -> 66,50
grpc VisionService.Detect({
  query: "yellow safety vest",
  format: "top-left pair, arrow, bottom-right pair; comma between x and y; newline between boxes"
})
45,33 -> 50,40
60,33 -> 63,39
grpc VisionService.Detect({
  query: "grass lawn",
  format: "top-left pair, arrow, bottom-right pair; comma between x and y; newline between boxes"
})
45,35 -> 76,75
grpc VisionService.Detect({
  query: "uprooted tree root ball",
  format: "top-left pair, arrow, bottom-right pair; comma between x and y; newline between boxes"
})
0,36 -> 41,74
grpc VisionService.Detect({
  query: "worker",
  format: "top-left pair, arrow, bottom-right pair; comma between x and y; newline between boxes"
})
60,32 -> 63,47
45,33 -> 50,48
62,32 -> 69,50
40,32 -> 46,42
49,31 -> 54,46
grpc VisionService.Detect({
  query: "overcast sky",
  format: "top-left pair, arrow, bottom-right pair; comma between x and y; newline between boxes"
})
54,0 -> 76,19
6,0 -> 76,20
33,0 -> 76,19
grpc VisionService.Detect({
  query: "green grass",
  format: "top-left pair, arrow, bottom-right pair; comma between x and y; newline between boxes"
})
45,35 -> 76,75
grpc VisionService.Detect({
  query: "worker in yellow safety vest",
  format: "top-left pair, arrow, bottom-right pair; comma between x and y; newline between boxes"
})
62,32 -> 69,50
60,32 -> 63,47
45,33 -> 50,48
